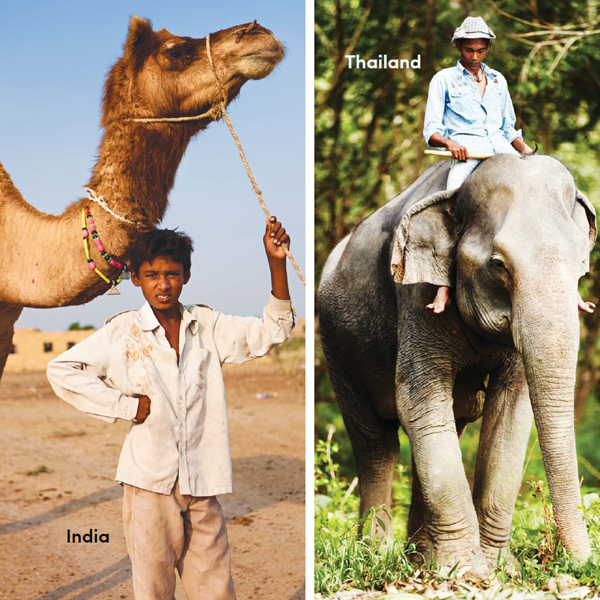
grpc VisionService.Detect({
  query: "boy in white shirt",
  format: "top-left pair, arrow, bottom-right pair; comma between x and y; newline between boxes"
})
46,216 -> 294,600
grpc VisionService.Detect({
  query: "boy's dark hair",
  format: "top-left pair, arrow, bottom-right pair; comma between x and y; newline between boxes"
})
130,229 -> 194,275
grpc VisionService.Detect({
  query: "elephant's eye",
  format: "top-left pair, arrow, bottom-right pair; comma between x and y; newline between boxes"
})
490,255 -> 507,270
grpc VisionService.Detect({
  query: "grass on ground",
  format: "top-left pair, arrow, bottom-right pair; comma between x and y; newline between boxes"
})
315,427 -> 600,599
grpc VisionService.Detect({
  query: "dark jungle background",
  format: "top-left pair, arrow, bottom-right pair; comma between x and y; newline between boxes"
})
315,0 -> 600,594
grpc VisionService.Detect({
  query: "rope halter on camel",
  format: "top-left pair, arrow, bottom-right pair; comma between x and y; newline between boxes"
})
103,31 -> 305,287
85,187 -> 143,228
204,33 -> 305,286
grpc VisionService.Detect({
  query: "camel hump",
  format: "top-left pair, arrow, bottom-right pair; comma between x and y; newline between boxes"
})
104,309 -> 136,325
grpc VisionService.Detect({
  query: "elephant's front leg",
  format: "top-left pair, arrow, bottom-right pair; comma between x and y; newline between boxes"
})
472,356 -> 532,568
407,419 -> 471,560
397,345 -> 488,576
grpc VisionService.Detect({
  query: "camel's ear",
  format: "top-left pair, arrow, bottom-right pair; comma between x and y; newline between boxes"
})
571,189 -> 597,276
125,16 -> 157,70
100,16 -> 155,126
390,189 -> 460,286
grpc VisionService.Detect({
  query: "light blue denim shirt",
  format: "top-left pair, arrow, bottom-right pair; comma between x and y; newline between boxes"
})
423,61 -> 522,156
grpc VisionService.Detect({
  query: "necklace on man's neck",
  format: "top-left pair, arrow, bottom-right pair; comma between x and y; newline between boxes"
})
462,60 -> 484,83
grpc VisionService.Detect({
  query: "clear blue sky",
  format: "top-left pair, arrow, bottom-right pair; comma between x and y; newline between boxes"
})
0,0 -> 305,329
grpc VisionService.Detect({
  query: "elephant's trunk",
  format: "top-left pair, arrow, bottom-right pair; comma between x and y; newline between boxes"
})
512,270 -> 591,558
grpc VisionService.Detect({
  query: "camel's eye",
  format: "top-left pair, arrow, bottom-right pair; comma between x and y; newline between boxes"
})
165,46 -> 186,59
158,42 -> 197,70
163,42 -> 196,62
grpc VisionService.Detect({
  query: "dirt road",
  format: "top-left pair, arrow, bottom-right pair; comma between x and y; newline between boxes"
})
0,350 -> 304,600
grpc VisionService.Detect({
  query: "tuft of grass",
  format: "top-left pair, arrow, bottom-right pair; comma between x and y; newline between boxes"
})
52,429 -> 87,438
315,426 -> 418,595
315,427 -> 600,598
509,484 -> 600,591
26,465 -> 49,476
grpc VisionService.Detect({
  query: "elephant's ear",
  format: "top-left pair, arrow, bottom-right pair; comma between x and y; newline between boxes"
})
391,189 -> 459,286
572,189 -> 597,276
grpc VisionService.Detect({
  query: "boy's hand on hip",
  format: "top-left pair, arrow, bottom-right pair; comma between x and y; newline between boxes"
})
134,395 -> 151,423
264,216 -> 290,261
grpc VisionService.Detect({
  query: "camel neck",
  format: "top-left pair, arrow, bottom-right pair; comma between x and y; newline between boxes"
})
86,122 -> 202,226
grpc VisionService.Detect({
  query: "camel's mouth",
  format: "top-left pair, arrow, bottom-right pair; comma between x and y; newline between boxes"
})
241,45 -> 285,65
238,45 -> 284,80
242,49 -> 283,59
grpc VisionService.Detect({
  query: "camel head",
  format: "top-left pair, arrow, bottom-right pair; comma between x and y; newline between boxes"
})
101,16 -> 285,127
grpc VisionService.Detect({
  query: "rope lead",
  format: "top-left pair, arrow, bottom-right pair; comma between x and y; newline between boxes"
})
206,34 -> 305,287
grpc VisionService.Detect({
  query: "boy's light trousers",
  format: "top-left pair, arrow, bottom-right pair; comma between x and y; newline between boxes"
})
123,481 -> 237,600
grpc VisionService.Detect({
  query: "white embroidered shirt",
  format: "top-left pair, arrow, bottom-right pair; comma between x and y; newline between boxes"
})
46,294 -> 294,496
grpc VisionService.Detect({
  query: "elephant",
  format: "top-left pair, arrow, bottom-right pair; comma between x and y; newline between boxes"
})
318,154 -> 596,576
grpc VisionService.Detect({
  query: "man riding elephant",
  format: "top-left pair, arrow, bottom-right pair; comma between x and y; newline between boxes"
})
422,17 -> 593,313
318,15 -> 598,576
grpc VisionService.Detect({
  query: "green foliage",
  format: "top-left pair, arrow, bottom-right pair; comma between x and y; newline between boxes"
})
508,486 -> 600,590
25,465 -> 49,476
316,0 -> 600,281
315,429 -> 600,597
68,322 -> 94,330
315,426 -> 418,596
576,399 -> 600,486
315,426 -> 353,507
315,1 -> 600,595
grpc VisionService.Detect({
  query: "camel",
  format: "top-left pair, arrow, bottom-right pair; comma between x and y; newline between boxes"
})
0,16 -> 284,379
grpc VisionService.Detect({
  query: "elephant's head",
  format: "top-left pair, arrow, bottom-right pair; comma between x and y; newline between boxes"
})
391,154 -> 596,558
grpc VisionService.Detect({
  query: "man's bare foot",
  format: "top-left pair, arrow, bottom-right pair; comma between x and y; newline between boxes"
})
427,286 -> 451,314
578,294 -> 595,314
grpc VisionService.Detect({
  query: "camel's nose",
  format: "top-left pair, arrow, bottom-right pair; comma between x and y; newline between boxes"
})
236,21 -> 274,42
252,22 -> 275,36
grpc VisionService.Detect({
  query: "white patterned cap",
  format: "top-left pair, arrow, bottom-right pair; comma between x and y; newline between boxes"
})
451,16 -> 496,44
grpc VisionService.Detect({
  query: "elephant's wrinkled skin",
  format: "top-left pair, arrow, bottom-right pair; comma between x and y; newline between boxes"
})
318,155 -> 596,575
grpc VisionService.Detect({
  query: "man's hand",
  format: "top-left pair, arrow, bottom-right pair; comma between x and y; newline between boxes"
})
134,395 -> 151,423
511,138 -> 534,156
263,216 -> 291,300
446,140 -> 469,161
428,133 -> 469,161
264,216 -> 291,261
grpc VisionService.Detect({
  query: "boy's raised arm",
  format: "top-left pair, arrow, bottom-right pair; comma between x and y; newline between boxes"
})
264,216 -> 291,300
209,216 -> 295,365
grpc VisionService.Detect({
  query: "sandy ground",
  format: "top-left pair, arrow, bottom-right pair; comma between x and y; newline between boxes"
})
0,351 -> 305,600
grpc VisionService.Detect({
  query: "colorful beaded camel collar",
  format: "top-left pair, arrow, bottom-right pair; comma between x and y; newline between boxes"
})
81,208 -> 131,295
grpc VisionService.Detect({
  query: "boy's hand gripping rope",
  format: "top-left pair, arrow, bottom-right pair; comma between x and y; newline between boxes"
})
205,34 -> 305,287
